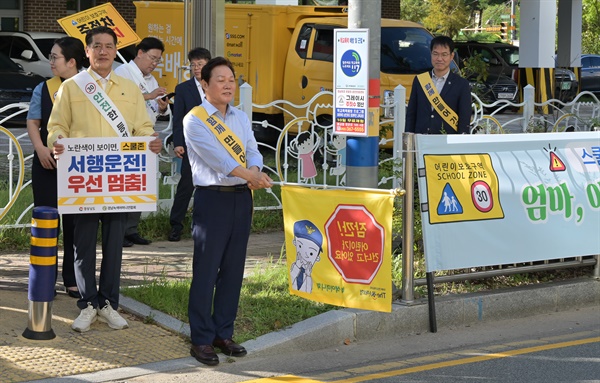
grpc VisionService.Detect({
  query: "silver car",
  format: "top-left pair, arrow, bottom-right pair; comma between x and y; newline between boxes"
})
0,31 -> 66,78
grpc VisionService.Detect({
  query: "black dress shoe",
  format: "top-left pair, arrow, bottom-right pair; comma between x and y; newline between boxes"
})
123,238 -> 134,247
213,338 -> 247,357
190,344 -> 219,366
66,288 -> 80,298
168,228 -> 181,242
126,233 -> 151,245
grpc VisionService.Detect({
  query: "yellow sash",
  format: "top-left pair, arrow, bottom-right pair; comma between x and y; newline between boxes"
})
46,76 -> 62,104
190,106 -> 247,167
416,72 -> 458,132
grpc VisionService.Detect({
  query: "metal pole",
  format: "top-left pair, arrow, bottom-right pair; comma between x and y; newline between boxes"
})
346,0 -> 380,188
400,132 -> 415,303
192,0 -> 225,57
184,0 -> 190,61
510,0 -> 517,42
392,84 -> 406,189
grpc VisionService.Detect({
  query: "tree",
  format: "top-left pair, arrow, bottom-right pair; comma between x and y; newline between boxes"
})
399,0 -> 430,23
582,0 -> 600,54
423,0 -> 471,38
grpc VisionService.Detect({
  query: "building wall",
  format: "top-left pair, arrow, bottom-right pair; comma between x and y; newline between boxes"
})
24,0 -> 69,32
23,0 -> 400,33
23,0 -> 137,33
381,0 -> 400,19
96,0 -> 136,28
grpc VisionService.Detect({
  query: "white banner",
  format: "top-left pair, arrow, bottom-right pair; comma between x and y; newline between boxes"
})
415,132 -> 600,272
333,28 -> 369,136
57,137 -> 157,214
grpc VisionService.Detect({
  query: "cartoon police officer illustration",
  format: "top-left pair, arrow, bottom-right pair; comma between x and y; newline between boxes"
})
290,219 -> 323,293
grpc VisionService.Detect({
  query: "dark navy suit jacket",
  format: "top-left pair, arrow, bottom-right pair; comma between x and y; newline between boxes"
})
406,71 -> 472,134
172,78 -> 203,148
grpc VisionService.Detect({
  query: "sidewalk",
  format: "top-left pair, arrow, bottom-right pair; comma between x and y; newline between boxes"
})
1,231 -> 598,383
0,232 -> 284,383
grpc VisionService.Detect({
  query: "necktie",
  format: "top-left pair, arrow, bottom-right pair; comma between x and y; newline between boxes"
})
296,266 -> 305,289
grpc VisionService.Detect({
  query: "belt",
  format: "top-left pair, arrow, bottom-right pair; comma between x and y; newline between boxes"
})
195,184 -> 249,192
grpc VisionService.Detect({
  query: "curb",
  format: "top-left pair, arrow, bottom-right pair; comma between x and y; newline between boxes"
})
120,277 -> 600,358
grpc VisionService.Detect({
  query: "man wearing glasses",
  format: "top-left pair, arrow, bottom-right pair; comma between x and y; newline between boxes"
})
114,37 -> 170,247
47,26 -> 162,332
406,35 -> 471,134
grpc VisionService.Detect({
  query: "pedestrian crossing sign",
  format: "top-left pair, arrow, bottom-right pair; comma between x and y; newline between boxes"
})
422,153 -> 505,224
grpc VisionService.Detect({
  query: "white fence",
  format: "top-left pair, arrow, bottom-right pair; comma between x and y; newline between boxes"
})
1,86 -> 599,229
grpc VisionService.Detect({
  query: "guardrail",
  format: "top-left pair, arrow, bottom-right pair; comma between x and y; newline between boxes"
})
2,87 -> 599,292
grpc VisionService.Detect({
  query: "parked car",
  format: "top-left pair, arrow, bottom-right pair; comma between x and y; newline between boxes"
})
581,54 -> 600,94
0,51 -> 45,122
455,41 -> 579,102
0,31 -> 66,78
465,72 -> 519,108
0,31 -> 133,79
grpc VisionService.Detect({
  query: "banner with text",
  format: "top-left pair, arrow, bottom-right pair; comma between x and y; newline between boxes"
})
57,137 -> 157,214
415,132 -> 600,272
57,3 -> 140,49
282,185 -> 394,313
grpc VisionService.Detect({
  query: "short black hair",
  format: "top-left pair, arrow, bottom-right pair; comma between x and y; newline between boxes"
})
136,37 -> 165,54
85,26 -> 117,46
54,36 -> 87,70
188,47 -> 211,62
430,35 -> 454,53
201,56 -> 235,83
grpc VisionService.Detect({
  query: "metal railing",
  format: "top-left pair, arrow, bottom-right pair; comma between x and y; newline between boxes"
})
1,86 -> 599,294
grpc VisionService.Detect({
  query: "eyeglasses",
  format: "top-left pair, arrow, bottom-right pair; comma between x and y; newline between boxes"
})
48,54 -> 64,63
432,52 -> 451,59
189,63 -> 205,69
90,43 -> 116,52
145,52 -> 163,65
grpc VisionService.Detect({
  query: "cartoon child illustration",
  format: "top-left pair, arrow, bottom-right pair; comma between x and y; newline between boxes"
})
329,134 -> 346,184
291,131 -> 320,183
290,219 -> 323,293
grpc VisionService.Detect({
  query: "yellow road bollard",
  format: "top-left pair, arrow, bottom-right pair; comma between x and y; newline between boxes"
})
22,206 -> 58,340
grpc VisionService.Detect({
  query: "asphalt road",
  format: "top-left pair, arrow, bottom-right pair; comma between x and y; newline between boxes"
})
101,305 -> 600,383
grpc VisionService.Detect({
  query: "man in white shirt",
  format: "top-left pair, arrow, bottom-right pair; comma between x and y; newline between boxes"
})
114,37 -> 170,247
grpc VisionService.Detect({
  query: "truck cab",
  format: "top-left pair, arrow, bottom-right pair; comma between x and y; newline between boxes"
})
283,18 -> 435,129
224,4 -> 436,143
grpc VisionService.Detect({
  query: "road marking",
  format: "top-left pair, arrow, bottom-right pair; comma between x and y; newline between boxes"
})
333,336 -> 600,383
242,376 -> 322,383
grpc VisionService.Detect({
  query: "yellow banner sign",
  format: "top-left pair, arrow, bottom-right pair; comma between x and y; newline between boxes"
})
282,185 -> 394,313
57,3 -> 140,49
423,153 -> 505,224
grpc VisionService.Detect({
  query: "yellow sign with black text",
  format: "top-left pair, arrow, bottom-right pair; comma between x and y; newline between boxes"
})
424,153 -> 504,224
57,3 -> 140,49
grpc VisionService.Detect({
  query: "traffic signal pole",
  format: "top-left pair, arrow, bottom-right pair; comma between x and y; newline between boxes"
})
346,0 -> 380,188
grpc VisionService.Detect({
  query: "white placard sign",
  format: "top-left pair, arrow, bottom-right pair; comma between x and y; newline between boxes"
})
333,28 -> 369,136
57,137 -> 157,214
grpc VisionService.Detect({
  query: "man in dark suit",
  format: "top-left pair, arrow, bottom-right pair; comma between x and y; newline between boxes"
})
406,35 -> 472,135
168,47 -> 212,241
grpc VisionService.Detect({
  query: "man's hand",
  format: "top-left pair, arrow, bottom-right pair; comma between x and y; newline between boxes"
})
149,132 -> 162,154
174,145 -> 185,158
156,96 -> 169,114
53,135 -> 65,159
147,87 -> 167,100
247,167 -> 273,190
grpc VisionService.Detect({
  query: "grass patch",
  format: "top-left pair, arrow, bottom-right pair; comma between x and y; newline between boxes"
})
121,257 -> 336,343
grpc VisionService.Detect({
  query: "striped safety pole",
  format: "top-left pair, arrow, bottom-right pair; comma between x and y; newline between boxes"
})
22,206 -> 58,340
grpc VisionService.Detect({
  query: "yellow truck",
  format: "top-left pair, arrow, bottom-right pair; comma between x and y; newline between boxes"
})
135,3 -> 437,142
